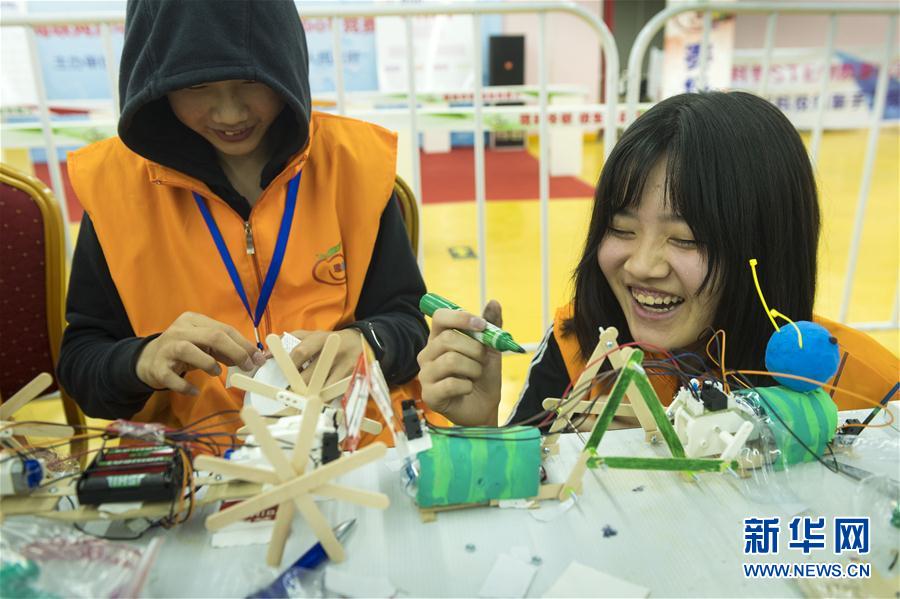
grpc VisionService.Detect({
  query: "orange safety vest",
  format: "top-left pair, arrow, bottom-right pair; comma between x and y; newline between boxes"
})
68,112 -> 447,448
552,304 -> 898,411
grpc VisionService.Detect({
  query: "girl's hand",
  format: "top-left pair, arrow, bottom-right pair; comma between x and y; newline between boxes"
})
417,300 -> 503,426
288,328 -> 371,387
135,312 -> 266,395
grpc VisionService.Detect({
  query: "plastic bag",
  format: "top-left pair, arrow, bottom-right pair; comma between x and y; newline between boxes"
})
0,518 -> 161,598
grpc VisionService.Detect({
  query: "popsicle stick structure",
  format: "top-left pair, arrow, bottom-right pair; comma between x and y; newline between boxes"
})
0,373 -> 75,443
0,372 -> 53,420
557,350 -> 736,498
531,339 -> 737,503
198,337 -> 389,566
197,404 -> 388,566
230,332 -> 383,436
541,327 -> 659,454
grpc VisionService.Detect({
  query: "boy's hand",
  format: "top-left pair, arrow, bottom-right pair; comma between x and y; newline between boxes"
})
288,328 -> 371,386
135,312 -> 266,395
417,300 -> 503,426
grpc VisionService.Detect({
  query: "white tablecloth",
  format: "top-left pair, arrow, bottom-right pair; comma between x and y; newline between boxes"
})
134,408 -> 898,598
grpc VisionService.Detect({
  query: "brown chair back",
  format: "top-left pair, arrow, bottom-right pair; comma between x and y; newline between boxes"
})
0,163 -> 87,461
393,175 -> 419,258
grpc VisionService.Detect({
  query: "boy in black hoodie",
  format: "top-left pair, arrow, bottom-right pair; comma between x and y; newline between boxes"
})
58,0 -> 429,435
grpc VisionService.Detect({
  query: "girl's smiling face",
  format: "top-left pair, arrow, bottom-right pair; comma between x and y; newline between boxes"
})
597,158 -> 721,350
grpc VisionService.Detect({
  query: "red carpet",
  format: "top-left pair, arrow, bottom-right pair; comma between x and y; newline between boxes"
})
420,147 -> 594,204
32,146 -> 595,223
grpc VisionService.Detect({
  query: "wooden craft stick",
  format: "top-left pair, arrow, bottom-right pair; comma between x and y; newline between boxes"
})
229,373 -> 282,399
193,455 -> 279,485
0,422 -> 75,438
294,494 -> 345,561
608,347 -> 659,437
321,376 -> 350,401
206,443 -> 387,530
307,334 -> 340,398
0,434 -> 27,453
266,501 -> 295,566
240,406 -> 295,475
541,398 -> 635,418
334,409 -> 382,435
558,451 -> 590,500
243,404 -> 335,564
536,483 -> 564,500
0,373 -> 53,420
291,397 -> 323,472
266,333 -> 308,395
314,483 -> 390,509
571,327 -> 620,402
544,328 -> 620,443
196,463 -> 389,509
360,418 -> 383,435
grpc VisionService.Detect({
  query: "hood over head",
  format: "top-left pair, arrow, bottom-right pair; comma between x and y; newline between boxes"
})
118,0 -> 311,209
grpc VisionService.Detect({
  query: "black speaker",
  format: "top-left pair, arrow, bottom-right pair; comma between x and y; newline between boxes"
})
489,35 -> 525,86
488,35 -> 526,149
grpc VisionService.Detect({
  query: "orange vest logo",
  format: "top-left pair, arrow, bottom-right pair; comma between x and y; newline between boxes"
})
313,242 -> 346,285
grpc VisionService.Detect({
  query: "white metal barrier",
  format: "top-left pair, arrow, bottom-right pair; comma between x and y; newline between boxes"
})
625,2 -> 900,333
1,2 -> 618,344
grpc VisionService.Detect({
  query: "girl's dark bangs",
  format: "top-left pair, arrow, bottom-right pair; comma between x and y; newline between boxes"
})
662,143 -> 693,219
664,139 -> 724,294
604,143 -> 665,215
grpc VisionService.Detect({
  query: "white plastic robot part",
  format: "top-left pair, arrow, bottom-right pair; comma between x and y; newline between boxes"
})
719,421 -> 754,462
674,403 -> 749,458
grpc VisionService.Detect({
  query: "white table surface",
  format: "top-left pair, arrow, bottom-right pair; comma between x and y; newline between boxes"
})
9,408 -> 895,597
126,407 -> 899,598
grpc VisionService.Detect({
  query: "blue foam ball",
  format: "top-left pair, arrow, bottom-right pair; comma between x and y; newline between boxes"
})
765,321 -> 840,392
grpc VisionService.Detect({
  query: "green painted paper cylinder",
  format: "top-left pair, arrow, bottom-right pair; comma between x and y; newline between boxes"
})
752,386 -> 838,470
416,426 -> 541,507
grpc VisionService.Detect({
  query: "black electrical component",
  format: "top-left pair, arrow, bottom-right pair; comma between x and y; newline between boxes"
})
76,444 -> 185,506
838,418 -> 863,436
321,431 -> 340,463
700,382 -> 728,412
402,399 -> 423,440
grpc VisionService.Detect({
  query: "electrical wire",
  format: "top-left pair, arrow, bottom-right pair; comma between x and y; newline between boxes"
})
727,369 -> 896,428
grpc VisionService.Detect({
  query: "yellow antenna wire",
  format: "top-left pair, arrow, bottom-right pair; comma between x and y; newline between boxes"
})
749,259 -> 780,332
770,310 -> 804,349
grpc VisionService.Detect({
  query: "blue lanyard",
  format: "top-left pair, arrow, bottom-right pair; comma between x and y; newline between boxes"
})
192,170 -> 301,349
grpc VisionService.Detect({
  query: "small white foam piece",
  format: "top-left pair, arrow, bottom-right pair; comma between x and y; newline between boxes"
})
246,333 -> 303,415
325,569 -> 396,598
543,561 -> 649,598
530,496 -> 576,522
478,554 -> 538,598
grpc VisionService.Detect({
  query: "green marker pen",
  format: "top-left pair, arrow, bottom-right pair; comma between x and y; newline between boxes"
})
419,293 -> 526,353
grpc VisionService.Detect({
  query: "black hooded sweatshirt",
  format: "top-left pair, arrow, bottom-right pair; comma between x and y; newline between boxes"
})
57,0 -> 428,420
